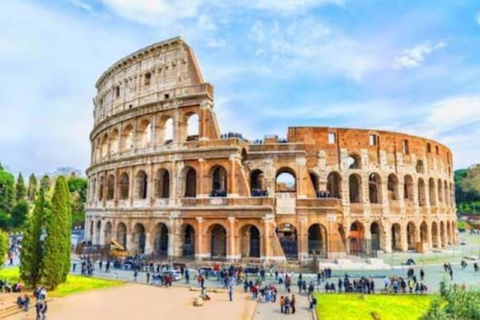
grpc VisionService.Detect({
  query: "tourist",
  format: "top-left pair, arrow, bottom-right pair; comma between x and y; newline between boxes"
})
41,300 -> 48,320
338,278 -> 343,293
420,268 -> 425,281
133,269 -> 138,282
284,296 -> 291,314
475,263 -> 479,273
228,284 -> 233,302
36,301 -> 43,320
309,295 -> 317,310
185,269 -> 190,284
291,294 -> 296,314
280,296 -> 285,313
146,271 -> 150,284
449,268 -> 453,280
99,260 -> 103,271
252,284 -> 258,300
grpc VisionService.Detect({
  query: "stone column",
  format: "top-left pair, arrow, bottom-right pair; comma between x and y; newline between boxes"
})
199,102 -> 209,141
145,232 -> 153,254
400,225 -> 409,252
228,155 -> 238,197
126,233 -> 133,253
296,158 -> 306,198
129,167 -> 134,206
227,217 -> 237,261
298,216 -> 308,262
195,217 -> 205,260
364,224 -> 372,254
263,217 -> 271,260
198,158 -> 206,198
383,223 -> 392,253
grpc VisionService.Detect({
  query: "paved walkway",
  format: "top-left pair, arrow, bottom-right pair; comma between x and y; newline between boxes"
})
253,293 -> 312,320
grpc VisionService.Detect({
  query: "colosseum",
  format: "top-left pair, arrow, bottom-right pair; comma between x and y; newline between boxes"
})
85,37 -> 457,263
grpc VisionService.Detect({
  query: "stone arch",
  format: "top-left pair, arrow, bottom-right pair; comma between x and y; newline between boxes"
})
153,222 -> 169,257
327,172 -> 342,199
135,170 -> 148,199
98,176 -> 104,201
250,169 -> 266,196
276,223 -> 298,258
121,124 -> 134,151
104,221 -> 112,245
368,173 -> 382,204
370,222 -> 381,251
155,168 -> 170,199
110,129 -> 119,154
240,224 -> 261,258
416,160 -> 425,174
133,223 -> 146,254
183,167 -> 197,197
349,221 -> 364,254
208,224 -> 227,258
91,177 -> 97,202
309,171 -> 319,193
418,178 -> 426,206
429,178 -> 436,206
349,174 -> 362,203
437,179 -> 444,203
107,174 -> 115,200
348,153 -> 361,169
211,165 -> 227,196
119,172 -> 129,200
95,220 -> 101,245
185,112 -> 199,141
391,223 -> 402,251
137,119 -> 152,148
116,222 -> 127,249
407,222 -> 416,250
387,174 -> 399,201
404,175 -> 414,201
420,221 -> 428,244
101,134 -> 109,158
431,221 -> 439,248
308,224 -> 327,257
182,224 -> 196,257
163,117 -> 174,144
276,167 -> 296,192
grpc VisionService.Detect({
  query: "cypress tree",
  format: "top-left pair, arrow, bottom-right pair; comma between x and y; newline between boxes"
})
0,230 -> 8,269
20,191 -> 47,287
40,175 -> 51,193
42,176 -> 71,289
16,173 -> 27,203
0,167 -> 16,214
27,174 -> 38,202
11,201 -> 29,228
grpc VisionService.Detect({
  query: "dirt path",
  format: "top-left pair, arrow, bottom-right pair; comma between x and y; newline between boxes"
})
7,284 -> 256,320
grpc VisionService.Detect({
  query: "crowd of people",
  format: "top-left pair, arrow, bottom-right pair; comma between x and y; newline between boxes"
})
16,286 -> 48,319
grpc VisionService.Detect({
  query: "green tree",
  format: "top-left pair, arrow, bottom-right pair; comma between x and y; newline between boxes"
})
42,176 -> 71,289
16,173 -> 27,203
27,174 -> 38,202
422,282 -> 480,319
0,167 -> 16,214
0,230 -> 8,269
39,175 -> 51,193
20,191 -> 48,287
11,201 -> 29,229
68,177 -> 87,224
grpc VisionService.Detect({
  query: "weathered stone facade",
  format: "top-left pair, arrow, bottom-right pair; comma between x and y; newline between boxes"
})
85,37 -> 457,263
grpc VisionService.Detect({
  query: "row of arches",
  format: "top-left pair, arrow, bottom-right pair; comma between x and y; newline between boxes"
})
93,113 -> 200,162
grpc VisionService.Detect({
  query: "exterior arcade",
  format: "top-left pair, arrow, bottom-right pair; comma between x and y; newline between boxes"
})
85,37 -> 457,263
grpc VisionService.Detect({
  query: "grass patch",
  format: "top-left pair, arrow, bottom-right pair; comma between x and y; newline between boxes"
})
316,293 -> 432,320
0,267 -> 124,297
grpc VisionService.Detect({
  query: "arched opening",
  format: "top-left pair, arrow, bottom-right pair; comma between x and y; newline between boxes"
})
404,175 -> 414,201
91,178 -> 97,202
89,221 -> 94,243
391,223 -> 401,251
444,181 -> 449,206
137,119 -> 152,148
104,222 -> 112,245
163,117 -> 173,144
418,178 -> 426,206
183,224 -> 195,257
250,169 -> 267,196
154,223 -> 169,257
119,173 -> 129,200
368,173 -> 381,204
110,129 -> 119,154
211,166 -> 227,197
348,154 -> 361,169
116,222 -> 127,249
101,134 -> 109,158
240,225 -> 261,258
349,174 -> 362,203
327,172 -> 342,199
184,167 -> 197,197
98,177 -> 104,201
308,224 -> 327,257
276,168 -> 296,192
387,174 -> 399,200
446,221 -> 452,245
155,169 -> 170,199
121,124 -> 134,151
95,220 -> 101,245
416,160 -> 425,174
429,178 -> 436,206
210,224 -> 227,258
186,113 -> 199,141
437,179 -> 444,203
432,222 -> 439,248
420,221 -> 428,244
135,170 -> 148,199
349,222 -> 364,254
309,171 -> 319,193
407,222 -> 416,250
276,223 -> 298,258
370,222 -> 380,251
133,223 -> 146,254
107,174 -> 115,200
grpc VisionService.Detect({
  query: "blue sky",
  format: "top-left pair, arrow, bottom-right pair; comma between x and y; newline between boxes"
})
1,0 -> 480,175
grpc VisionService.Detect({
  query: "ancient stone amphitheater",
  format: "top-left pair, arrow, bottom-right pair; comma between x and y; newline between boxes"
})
85,37 -> 457,263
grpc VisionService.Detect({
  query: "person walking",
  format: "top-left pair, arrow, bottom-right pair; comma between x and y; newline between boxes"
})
280,296 -> 285,313
35,301 -> 43,320
449,268 -> 453,280
228,284 -> 233,302
41,301 -> 48,320
291,294 -> 296,314
420,269 -> 425,281
185,269 -> 190,284
284,296 -> 291,314
133,269 -> 138,282
309,295 -> 317,310
146,271 -> 151,284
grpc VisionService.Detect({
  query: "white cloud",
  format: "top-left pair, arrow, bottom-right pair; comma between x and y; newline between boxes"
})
247,0 -> 345,12
68,0 -> 93,13
394,41 -> 446,69
206,38 -> 226,48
